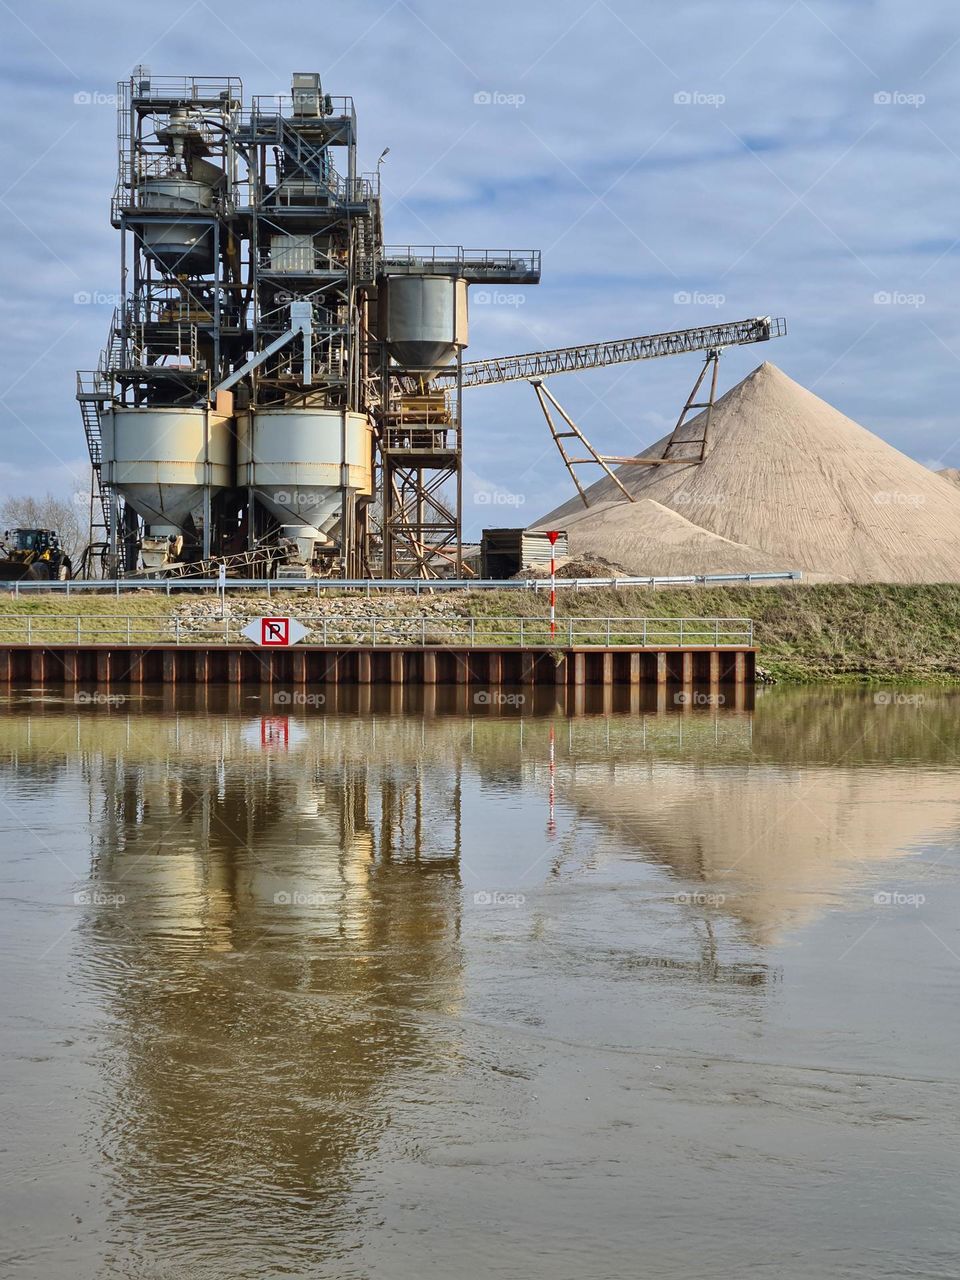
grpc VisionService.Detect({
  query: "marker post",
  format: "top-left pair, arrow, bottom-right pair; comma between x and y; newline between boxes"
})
546,531 -> 560,640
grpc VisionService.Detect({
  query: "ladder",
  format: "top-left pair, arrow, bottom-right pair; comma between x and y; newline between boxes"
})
528,348 -> 726,507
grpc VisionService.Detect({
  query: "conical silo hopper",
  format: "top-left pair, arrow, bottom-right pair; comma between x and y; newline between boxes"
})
237,408 -> 374,564
379,276 -> 468,375
100,407 -> 232,535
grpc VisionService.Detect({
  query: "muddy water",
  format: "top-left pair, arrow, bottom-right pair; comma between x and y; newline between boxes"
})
1,685 -> 958,1279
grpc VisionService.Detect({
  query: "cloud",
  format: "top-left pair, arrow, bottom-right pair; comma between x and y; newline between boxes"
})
2,0 -> 960,523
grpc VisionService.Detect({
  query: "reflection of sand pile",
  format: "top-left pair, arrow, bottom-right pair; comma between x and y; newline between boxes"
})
565,764 -> 960,943
530,364 -> 960,582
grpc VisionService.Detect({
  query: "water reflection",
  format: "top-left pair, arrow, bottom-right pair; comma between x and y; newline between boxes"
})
1,686 -> 958,1278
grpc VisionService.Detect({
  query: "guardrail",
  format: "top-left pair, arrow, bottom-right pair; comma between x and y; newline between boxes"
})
0,572 -> 801,597
0,616 -> 753,649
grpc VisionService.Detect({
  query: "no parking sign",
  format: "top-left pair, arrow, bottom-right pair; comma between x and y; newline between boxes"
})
241,617 -> 309,647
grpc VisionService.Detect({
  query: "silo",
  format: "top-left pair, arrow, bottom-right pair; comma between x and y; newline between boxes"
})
135,175 -> 216,273
237,409 -> 374,567
380,276 -> 468,373
100,407 -> 232,536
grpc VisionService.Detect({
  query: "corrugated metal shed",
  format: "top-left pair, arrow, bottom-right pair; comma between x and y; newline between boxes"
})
481,528 -> 569,578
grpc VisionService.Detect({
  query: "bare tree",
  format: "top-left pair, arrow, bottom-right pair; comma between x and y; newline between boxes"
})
0,494 -> 87,563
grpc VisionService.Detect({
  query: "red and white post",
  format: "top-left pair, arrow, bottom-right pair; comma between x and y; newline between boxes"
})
546,530 -> 560,640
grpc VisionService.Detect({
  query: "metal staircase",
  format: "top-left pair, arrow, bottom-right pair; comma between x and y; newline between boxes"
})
76,310 -> 124,533
75,370 -> 111,530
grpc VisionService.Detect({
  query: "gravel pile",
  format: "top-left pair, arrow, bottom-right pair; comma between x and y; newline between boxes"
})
530,363 -> 960,583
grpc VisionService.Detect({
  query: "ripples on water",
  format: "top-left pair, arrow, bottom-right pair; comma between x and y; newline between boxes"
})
1,686 -> 958,1279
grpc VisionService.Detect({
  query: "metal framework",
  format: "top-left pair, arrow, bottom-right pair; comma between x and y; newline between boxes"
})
436,316 -> 786,389
529,348 -> 728,505
530,380 -> 636,508
77,70 -> 542,581
376,251 -> 541,579
380,361 -> 464,579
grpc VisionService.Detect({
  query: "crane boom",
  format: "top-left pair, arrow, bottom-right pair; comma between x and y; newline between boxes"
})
434,315 -> 787,388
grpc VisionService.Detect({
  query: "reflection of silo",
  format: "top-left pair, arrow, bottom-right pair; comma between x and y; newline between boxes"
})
135,175 -> 216,273
100,408 -> 232,535
237,409 -> 374,559
380,276 -> 468,373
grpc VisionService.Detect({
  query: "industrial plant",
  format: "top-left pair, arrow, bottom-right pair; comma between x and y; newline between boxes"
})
76,68 -> 540,579
69,65 -> 960,588
75,67 -> 798,583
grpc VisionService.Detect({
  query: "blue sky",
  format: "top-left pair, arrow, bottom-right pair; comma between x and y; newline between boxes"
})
1,0 -> 958,535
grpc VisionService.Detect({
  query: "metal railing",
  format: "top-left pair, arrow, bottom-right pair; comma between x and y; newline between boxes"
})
373,246 -> 541,280
1,572 -> 801,596
0,615 -> 753,649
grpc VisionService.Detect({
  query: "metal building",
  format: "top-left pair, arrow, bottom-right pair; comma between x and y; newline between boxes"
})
77,68 -> 541,578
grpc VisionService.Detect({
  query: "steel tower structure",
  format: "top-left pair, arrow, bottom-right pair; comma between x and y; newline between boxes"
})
78,69 -> 542,579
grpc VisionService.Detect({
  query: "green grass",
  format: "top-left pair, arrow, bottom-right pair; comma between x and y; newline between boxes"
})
0,591 -> 176,617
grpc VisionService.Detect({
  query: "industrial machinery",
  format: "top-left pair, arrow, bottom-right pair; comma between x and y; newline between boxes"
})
77,69 -> 541,578
75,68 -> 782,578
0,529 -> 72,581
435,316 -> 787,507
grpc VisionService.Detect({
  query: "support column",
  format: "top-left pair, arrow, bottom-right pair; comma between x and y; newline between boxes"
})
390,651 -> 404,686
629,652 -> 641,686
31,650 -> 47,684
682,651 -> 694,684
656,652 -> 668,685
709,651 -> 721,685
422,651 -> 437,685
357,652 -> 372,685
734,651 -> 747,686
162,650 -> 177,685
601,652 -> 613,686
573,652 -> 586,686
521,652 -> 536,686
95,651 -> 110,685
487,652 -> 502,686
228,650 -> 242,684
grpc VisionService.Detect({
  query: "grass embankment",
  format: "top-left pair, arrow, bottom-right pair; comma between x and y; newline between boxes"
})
0,583 -> 958,683
0,592 -> 176,644
464,583 -> 960,683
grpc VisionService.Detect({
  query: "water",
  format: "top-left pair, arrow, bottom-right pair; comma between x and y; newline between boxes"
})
1,685 -> 958,1279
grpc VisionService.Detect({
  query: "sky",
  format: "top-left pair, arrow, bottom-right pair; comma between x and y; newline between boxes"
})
1,0 -> 959,536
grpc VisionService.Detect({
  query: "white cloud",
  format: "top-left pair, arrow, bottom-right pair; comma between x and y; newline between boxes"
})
3,0 -> 960,521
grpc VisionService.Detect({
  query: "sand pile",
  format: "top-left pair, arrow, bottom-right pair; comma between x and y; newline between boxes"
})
937,468 -> 960,487
529,363 -> 960,582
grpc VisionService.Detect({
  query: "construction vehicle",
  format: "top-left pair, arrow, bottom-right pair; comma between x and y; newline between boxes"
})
0,529 -> 73,581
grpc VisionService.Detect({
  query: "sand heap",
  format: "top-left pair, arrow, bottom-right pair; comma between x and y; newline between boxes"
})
937,468 -> 960,488
529,362 -> 960,582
